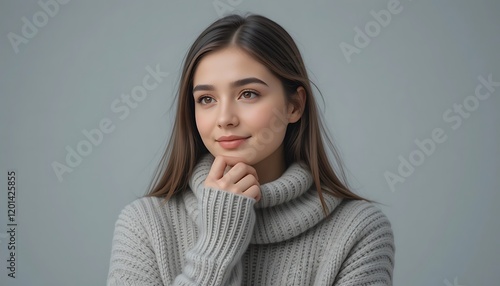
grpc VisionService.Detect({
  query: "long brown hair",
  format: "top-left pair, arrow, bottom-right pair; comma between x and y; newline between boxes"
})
146,13 -> 372,212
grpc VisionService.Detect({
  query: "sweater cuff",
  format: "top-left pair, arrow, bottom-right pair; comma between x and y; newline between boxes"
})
183,187 -> 256,284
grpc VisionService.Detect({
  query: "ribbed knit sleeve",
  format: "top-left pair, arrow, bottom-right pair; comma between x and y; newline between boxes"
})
174,187 -> 256,285
107,201 -> 163,286
107,187 -> 256,286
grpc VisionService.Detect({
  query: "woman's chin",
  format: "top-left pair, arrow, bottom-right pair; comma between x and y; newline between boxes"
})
209,150 -> 253,166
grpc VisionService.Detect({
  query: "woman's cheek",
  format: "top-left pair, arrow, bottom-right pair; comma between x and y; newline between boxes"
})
195,116 -> 211,138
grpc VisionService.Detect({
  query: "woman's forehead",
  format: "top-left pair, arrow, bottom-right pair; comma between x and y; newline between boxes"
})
193,47 -> 278,87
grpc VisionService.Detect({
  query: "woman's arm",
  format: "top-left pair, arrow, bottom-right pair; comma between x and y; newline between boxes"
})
174,187 -> 256,285
107,188 -> 256,286
107,202 -> 164,286
108,156 -> 259,285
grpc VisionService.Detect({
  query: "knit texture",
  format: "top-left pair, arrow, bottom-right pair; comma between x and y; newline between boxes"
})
107,154 -> 395,285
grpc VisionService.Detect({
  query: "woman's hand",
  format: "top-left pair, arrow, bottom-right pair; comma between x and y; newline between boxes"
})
204,155 -> 261,201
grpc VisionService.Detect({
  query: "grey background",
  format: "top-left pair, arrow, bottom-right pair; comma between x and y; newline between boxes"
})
1,0 -> 499,285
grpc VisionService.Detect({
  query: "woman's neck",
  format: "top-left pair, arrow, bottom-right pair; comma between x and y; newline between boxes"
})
252,144 -> 286,184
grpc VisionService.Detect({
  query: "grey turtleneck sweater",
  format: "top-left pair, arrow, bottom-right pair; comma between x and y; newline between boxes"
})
107,154 -> 395,285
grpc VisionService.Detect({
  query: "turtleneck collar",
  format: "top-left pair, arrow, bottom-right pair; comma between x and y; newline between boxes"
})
183,153 -> 343,244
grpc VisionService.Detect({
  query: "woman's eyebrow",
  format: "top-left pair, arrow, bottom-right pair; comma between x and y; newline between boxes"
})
193,77 -> 268,93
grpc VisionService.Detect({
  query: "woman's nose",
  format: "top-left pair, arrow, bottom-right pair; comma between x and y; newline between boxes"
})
217,101 -> 239,128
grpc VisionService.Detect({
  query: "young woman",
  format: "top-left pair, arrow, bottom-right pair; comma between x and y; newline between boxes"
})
107,13 -> 395,286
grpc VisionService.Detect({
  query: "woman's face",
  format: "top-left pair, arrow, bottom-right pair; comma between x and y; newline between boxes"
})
193,46 -> 298,167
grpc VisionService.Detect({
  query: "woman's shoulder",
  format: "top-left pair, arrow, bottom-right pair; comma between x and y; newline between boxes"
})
119,195 -> 169,215
114,194 -> 189,230
316,199 -> 395,283
326,199 -> 394,240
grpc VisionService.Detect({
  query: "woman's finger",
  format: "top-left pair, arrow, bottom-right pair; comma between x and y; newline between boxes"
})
233,174 -> 259,194
242,184 -> 261,201
206,156 -> 227,181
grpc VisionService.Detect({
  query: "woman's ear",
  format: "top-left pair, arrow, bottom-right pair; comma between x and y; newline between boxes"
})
287,86 -> 306,123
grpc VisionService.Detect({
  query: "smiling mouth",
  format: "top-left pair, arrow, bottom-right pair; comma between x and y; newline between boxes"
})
216,137 -> 250,149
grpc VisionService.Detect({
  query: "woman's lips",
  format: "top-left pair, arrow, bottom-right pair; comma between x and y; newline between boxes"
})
217,136 -> 249,149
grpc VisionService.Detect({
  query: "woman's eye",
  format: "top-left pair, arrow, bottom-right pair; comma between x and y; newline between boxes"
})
198,96 -> 215,104
240,90 -> 259,99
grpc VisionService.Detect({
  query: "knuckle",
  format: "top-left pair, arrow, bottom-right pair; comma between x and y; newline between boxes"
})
224,171 -> 234,181
219,182 -> 229,190
248,167 -> 258,176
233,162 -> 245,170
229,187 -> 241,194
247,174 -> 258,184
218,179 -> 229,190
246,174 -> 258,184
